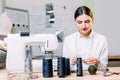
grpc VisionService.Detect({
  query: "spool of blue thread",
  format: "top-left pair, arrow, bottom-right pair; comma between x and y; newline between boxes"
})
77,57 -> 83,76
57,57 -> 65,77
65,58 -> 71,75
43,58 -> 53,77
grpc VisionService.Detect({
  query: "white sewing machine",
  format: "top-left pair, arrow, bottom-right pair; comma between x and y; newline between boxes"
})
5,33 -> 58,73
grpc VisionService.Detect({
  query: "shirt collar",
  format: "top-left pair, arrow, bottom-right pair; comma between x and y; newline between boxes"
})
77,30 -> 94,38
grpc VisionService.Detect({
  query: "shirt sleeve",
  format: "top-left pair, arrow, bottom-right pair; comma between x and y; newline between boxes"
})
98,37 -> 108,70
62,38 -> 77,71
62,38 -> 70,58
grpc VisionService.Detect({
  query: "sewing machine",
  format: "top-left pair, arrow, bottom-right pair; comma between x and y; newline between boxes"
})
5,33 -> 58,73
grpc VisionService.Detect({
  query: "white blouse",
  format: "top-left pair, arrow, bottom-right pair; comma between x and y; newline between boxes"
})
63,31 -> 108,70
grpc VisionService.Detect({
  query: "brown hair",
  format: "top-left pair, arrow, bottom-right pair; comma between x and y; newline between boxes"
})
74,6 -> 94,20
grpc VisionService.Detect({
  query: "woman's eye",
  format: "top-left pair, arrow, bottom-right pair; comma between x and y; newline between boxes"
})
85,20 -> 90,23
77,21 -> 82,24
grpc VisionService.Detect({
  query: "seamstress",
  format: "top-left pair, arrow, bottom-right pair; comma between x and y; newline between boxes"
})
63,6 -> 108,70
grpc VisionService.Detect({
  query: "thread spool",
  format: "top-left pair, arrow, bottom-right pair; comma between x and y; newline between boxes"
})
88,65 -> 98,75
65,58 -> 71,75
57,57 -> 65,77
43,58 -> 53,77
25,46 -> 32,73
77,57 -> 83,76
25,58 -> 32,73
20,32 -> 29,36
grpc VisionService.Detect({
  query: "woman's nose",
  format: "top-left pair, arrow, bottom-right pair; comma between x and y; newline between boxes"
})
81,23 -> 86,28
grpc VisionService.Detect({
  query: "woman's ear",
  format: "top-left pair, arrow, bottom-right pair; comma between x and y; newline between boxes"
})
92,18 -> 94,22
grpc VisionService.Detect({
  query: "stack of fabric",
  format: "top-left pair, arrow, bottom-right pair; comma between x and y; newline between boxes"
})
0,12 -> 12,69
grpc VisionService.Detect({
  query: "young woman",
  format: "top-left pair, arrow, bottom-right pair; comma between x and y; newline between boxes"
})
63,6 -> 108,70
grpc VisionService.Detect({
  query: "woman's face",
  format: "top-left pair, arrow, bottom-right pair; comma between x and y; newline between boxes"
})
75,14 -> 93,36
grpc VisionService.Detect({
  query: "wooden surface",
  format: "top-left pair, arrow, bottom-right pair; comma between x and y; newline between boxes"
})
0,67 -> 120,80
109,56 -> 120,60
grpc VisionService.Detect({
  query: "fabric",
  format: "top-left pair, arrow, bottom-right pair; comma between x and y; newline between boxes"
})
0,62 -> 5,69
0,12 -> 12,35
0,35 -> 7,40
0,50 -> 6,69
0,50 -> 6,62
0,12 -> 12,51
63,31 -> 108,70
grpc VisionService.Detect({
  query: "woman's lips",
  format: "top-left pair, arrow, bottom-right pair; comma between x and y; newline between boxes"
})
82,28 -> 88,31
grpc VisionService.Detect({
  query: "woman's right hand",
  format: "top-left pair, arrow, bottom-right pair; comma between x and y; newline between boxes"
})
71,54 -> 78,65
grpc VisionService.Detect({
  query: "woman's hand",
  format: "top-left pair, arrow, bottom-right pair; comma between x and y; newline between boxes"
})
71,54 -> 78,65
83,57 -> 100,66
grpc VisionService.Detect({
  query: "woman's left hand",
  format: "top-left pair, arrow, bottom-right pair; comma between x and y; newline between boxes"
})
83,57 -> 100,66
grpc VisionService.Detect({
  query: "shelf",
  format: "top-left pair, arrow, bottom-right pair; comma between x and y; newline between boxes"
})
108,56 -> 120,61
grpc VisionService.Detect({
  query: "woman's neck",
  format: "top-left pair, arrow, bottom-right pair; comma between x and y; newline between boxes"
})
80,29 -> 92,37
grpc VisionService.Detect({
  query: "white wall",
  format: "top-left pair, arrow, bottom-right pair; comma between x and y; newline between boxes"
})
5,0 -> 82,36
94,0 -> 120,56
5,0 -> 120,56
0,0 -> 2,15
5,0 -> 83,57
0,0 -> 4,15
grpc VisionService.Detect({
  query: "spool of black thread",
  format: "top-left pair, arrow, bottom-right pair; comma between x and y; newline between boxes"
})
77,57 -> 83,76
43,58 -> 53,77
57,57 -> 65,77
65,58 -> 71,75
20,32 -> 29,36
